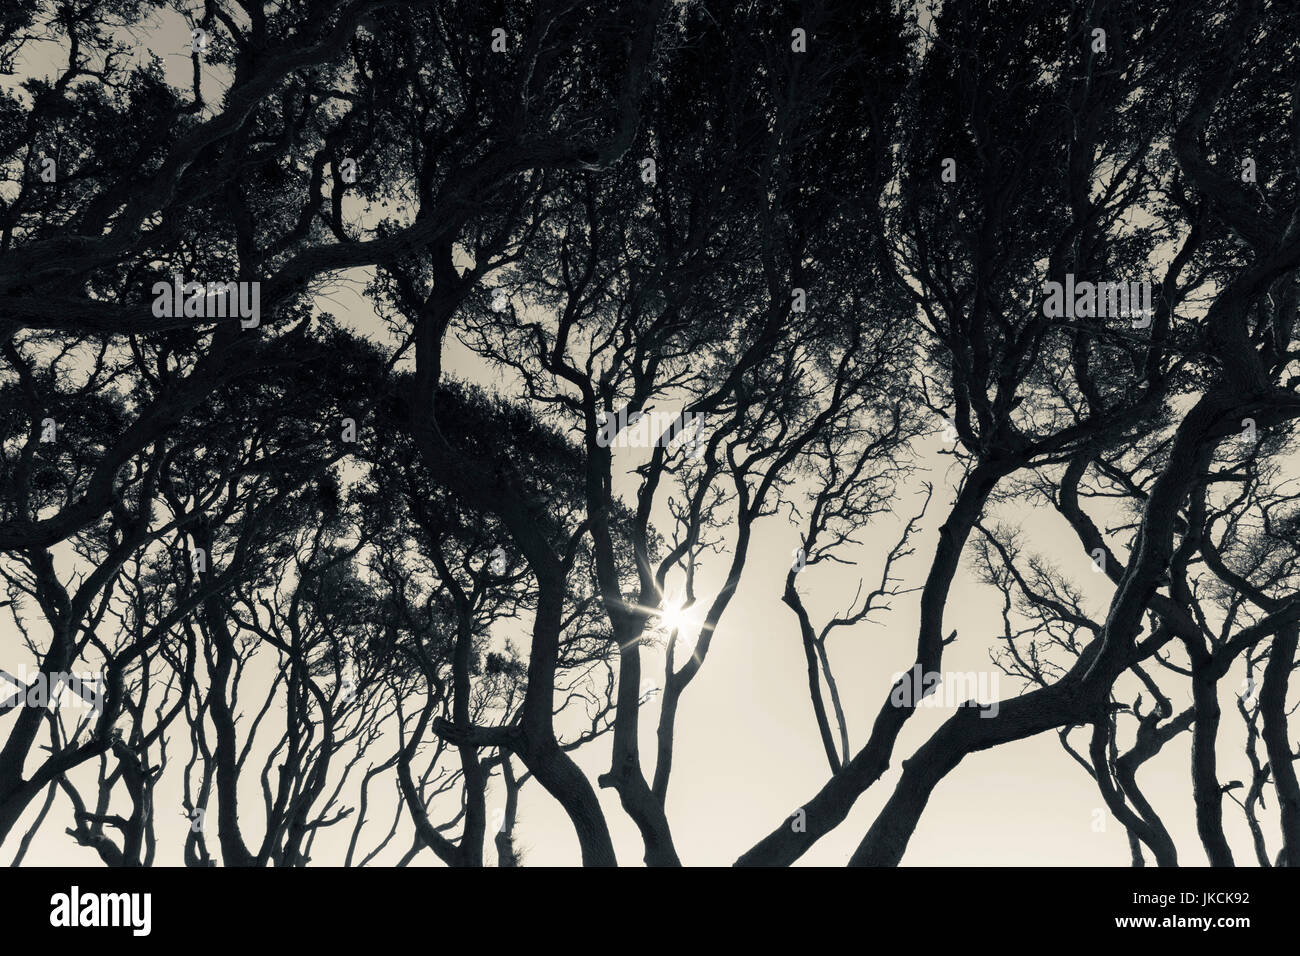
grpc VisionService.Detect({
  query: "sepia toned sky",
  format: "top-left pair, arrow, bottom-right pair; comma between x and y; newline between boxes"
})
1,4 -> 1281,868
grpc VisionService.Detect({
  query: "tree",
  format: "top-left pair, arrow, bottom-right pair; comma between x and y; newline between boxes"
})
3,0 -> 1299,869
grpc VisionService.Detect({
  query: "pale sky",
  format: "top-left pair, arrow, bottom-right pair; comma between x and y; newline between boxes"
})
0,3 -> 1280,869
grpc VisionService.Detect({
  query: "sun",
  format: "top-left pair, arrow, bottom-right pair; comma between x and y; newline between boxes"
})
656,595 -> 697,636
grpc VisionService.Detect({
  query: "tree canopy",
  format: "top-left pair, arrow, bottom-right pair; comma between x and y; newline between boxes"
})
2,0 -> 1300,868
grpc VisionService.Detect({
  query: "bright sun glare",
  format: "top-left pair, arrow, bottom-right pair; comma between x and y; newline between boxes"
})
656,596 -> 697,637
